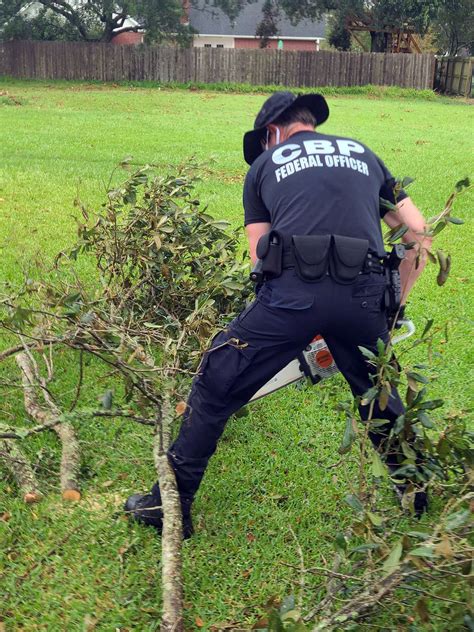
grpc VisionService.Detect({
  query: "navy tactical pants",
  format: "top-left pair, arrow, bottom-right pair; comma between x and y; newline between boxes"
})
160,271 -> 404,502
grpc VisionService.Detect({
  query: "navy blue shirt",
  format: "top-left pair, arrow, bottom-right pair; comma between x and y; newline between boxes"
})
243,131 -> 407,257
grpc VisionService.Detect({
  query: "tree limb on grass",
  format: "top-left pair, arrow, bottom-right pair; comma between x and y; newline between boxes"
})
311,568 -> 405,631
16,352 -> 81,501
153,389 -> 183,632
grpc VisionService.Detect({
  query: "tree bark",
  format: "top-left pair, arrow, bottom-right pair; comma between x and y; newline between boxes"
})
370,31 -> 390,52
16,352 -> 81,501
0,439 -> 42,503
153,390 -> 183,632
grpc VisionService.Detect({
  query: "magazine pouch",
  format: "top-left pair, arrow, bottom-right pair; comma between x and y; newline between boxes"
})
292,234 -> 332,282
330,235 -> 369,284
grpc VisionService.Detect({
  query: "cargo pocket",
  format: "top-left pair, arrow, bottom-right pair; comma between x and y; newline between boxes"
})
198,333 -> 258,399
352,275 -> 387,315
236,300 -> 260,328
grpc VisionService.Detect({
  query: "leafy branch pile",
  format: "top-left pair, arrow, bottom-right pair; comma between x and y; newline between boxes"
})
0,165 -> 472,630
0,161 -> 250,632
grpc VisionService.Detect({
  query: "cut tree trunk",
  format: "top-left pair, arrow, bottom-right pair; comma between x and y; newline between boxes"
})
1,439 -> 42,503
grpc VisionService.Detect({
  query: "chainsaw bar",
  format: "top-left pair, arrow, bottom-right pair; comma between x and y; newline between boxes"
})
249,321 -> 415,402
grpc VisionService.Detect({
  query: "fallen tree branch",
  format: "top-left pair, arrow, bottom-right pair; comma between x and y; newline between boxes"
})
0,440 -> 42,503
0,409 -> 156,439
16,352 -> 81,501
0,336 -> 66,364
311,568 -> 405,631
153,388 -> 183,632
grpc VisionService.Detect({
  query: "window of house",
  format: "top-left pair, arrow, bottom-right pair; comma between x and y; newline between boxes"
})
216,44 -> 224,48
204,44 -> 212,48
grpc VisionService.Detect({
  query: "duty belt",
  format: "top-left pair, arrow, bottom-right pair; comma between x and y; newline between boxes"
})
251,231 -> 387,284
281,249 -> 385,275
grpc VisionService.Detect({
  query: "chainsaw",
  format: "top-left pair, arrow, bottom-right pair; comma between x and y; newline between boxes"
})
249,320 -> 415,402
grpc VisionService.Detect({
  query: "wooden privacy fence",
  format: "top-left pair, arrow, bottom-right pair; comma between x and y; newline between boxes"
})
0,40 -> 437,89
435,57 -> 473,97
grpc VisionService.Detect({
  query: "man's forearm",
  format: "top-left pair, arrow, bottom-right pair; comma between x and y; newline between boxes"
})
399,245 -> 428,305
245,222 -> 271,265
384,198 -> 432,306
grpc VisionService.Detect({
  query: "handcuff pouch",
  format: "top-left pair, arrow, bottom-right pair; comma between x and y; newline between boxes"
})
330,235 -> 369,283
292,235 -> 331,281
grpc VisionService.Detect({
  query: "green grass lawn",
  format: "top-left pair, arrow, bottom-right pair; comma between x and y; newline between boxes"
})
0,79 -> 473,631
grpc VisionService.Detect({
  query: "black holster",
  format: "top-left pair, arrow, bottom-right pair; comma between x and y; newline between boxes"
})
255,230 -> 284,279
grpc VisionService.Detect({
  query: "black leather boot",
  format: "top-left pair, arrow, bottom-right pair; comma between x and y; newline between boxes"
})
124,489 -> 194,539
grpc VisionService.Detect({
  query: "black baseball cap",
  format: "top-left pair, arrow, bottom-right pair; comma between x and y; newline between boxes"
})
243,91 -> 330,165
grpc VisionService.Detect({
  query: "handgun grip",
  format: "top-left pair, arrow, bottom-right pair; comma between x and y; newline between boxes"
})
250,259 -> 264,283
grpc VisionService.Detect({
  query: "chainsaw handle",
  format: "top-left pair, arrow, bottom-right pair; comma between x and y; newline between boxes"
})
391,319 -> 415,344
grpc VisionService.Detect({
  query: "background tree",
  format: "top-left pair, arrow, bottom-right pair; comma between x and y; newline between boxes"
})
1,0 -> 194,44
324,0 -> 442,52
433,0 -> 474,55
255,0 -> 280,48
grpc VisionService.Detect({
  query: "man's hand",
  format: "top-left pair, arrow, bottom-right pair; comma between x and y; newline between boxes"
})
388,304 -> 406,330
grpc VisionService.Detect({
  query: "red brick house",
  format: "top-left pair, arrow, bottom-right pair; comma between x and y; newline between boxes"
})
187,1 -> 326,51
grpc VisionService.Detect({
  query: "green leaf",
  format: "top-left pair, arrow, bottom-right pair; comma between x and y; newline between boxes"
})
344,494 -> 364,513
360,386 -> 379,406
446,217 -> 464,225
445,509 -> 470,531
406,371 -> 429,384
382,541 -> 403,574
432,222 -> 447,237
9,306 -> 34,327
380,197 -> 397,212
338,416 -> 358,454
386,223 -> 409,243
401,176 -> 415,188
378,386 -> 389,411
421,319 -> 434,338
409,546 -> 436,558
393,414 -> 406,435
454,177 -> 470,191
371,452 -> 386,478
376,338 -> 386,356
401,441 -> 417,460
390,464 -> 418,479
100,389 -> 113,411
417,412 -> 435,429
334,532 -> 347,553
358,346 -> 376,361
367,511 -> 383,527
416,399 -> 443,411
80,311 -> 95,324
210,220 -> 231,230
407,531 -> 430,540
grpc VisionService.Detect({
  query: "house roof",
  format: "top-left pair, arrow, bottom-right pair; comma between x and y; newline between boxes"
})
189,1 -> 326,39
